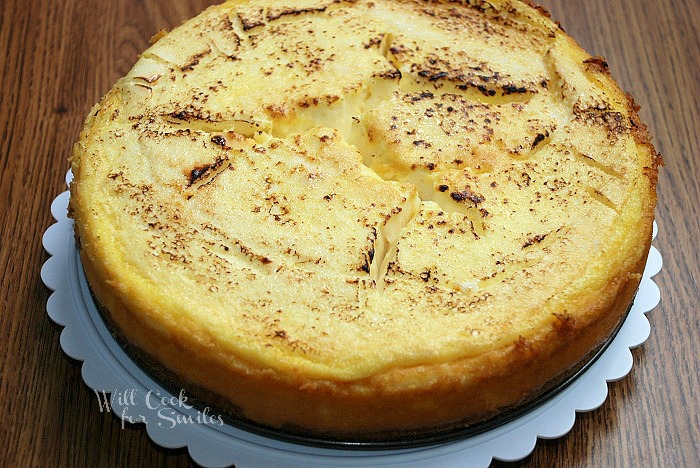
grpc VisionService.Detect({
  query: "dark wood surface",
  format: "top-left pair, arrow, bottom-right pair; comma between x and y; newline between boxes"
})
2,0 -> 698,466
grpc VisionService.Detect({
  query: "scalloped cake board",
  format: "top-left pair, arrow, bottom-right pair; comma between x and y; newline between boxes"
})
42,173 -> 661,468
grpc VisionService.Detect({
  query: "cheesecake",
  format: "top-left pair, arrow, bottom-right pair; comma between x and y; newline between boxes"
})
69,0 -> 661,442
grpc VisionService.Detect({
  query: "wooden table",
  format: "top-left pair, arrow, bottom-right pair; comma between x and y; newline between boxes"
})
2,0 -> 697,466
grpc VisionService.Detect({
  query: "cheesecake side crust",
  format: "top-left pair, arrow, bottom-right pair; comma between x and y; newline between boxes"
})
76,228 -> 649,438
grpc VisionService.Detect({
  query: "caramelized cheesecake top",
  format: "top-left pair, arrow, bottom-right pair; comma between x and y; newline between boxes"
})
70,0 -> 660,381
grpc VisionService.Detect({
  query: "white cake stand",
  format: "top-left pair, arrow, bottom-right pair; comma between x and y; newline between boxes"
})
42,173 -> 662,467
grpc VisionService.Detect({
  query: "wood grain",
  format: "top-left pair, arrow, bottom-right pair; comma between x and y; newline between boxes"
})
1,0 -> 697,466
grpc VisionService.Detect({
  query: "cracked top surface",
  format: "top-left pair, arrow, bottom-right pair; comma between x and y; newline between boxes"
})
70,0 -> 659,381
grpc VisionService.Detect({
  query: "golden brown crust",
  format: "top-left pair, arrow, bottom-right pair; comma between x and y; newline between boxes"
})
83,241 -> 642,439
70,0 -> 659,440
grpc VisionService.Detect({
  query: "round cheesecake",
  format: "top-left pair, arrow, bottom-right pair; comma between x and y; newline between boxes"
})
69,0 -> 661,442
